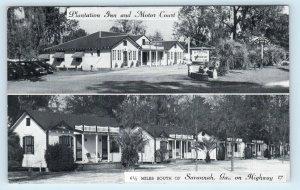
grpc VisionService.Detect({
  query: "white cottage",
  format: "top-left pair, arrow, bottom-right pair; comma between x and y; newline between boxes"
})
39,31 -> 186,71
11,110 -> 220,169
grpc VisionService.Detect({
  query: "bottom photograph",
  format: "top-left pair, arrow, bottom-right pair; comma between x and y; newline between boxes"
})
7,95 -> 289,183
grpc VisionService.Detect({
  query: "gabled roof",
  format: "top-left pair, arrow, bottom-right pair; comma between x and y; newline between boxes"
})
159,41 -> 186,51
19,110 -> 118,131
44,31 -> 141,52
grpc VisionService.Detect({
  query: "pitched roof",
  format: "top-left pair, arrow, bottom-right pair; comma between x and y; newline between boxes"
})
44,31 -> 141,52
24,109 -> 118,131
159,41 -> 186,51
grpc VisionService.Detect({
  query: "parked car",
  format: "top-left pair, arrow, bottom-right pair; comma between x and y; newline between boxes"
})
7,61 -> 29,80
16,61 -> 47,77
35,61 -> 55,74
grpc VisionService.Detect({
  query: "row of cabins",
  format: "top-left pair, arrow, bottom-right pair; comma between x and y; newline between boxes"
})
11,110 -> 288,169
38,31 -> 186,71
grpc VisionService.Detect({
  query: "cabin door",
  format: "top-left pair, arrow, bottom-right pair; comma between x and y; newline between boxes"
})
75,135 -> 82,161
123,51 -> 128,66
102,135 -> 108,160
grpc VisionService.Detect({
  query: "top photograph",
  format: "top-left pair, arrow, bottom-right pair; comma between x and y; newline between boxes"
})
7,6 -> 289,94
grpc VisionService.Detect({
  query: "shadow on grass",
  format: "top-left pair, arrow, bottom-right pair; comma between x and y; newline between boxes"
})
86,80 -> 289,93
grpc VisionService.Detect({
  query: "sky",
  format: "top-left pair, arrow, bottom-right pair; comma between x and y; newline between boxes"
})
75,6 -> 182,41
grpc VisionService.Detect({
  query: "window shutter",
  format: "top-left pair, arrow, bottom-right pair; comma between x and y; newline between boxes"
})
23,136 -> 25,154
32,136 -> 34,154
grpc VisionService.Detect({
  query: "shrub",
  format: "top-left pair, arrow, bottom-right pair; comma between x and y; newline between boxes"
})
205,152 -> 211,163
130,61 -> 134,67
121,147 -> 139,168
45,144 -> 75,172
115,63 -> 118,68
244,147 -> 252,159
264,149 -> 271,159
155,149 -> 169,163
136,60 -> 141,67
8,130 -> 23,171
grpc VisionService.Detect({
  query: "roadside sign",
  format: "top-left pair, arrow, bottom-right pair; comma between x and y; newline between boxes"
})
191,49 -> 209,62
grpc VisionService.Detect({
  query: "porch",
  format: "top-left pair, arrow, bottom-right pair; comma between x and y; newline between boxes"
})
140,42 -> 166,66
73,126 -> 121,164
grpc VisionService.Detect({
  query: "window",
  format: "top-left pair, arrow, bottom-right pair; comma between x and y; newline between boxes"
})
110,137 -> 119,153
123,40 -> 127,46
56,58 -> 64,62
234,143 -> 238,152
133,51 -> 136,60
142,39 -> 146,45
117,50 -> 121,60
112,50 -> 116,60
23,136 -> 34,154
167,52 -> 170,59
176,141 -> 180,149
258,144 -> 261,152
188,141 -> 191,152
174,44 -> 177,48
129,52 -> 132,61
75,58 -> 82,62
97,50 -> 100,57
59,135 -> 73,148
26,118 -> 30,126
171,52 -> 173,60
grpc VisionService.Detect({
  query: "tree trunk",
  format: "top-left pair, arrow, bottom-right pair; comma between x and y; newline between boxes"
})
231,143 -> 234,171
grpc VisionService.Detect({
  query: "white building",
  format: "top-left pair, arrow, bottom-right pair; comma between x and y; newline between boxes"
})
11,110 -> 220,169
39,31 -> 185,71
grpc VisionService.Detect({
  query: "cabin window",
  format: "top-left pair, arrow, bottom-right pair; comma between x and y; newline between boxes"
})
59,135 -> 73,149
56,58 -> 64,62
142,39 -> 146,45
97,50 -> 100,57
76,58 -> 82,62
188,141 -> 192,152
26,118 -> 30,126
128,52 -> 132,61
171,52 -> 173,60
117,50 -> 121,60
167,52 -> 170,59
258,144 -> 261,152
174,44 -> 177,48
133,51 -> 136,60
112,50 -> 116,60
23,136 -> 34,154
234,143 -> 238,152
110,137 -> 119,153
123,40 -> 127,46
176,141 -> 180,149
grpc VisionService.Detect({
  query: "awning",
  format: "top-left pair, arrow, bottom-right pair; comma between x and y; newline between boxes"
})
71,52 -> 84,58
38,54 -> 50,59
52,52 -> 65,58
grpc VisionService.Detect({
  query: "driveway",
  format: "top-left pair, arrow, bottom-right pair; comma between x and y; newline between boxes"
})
7,65 -> 289,94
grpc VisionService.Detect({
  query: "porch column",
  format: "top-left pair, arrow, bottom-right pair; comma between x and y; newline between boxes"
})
149,51 -> 152,67
73,135 -> 76,161
180,140 -> 183,159
95,134 -> 98,163
174,139 -> 177,159
107,134 -> 111,162
81,134 -> 85,162
155,51 -> 158,67
185,141 -> 188,158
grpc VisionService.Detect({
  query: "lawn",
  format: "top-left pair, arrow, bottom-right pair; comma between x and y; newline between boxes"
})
9,159 -> 290,184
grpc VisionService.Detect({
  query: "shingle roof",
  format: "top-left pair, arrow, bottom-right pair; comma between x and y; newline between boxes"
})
44,31 -> 141,52
159,41 -> 186,51
24,109 -> 118,131
139,123 -> 197,137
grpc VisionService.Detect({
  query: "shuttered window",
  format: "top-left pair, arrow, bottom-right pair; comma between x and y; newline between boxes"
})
23,136 -> 34,154
26,118 -> 30,126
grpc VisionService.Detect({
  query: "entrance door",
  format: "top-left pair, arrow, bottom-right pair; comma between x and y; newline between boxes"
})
75,135 -> 82,161
123,51 -> 128,66
182,141 -> 185,158
102,135 -> 108,160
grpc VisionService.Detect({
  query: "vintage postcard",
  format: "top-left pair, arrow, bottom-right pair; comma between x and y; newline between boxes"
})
7,6 -> 289,94
7,5 -> 290,184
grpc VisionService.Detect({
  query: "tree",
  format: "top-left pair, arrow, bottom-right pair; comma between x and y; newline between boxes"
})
192,136 -> 217,163
148,31 -> 163,41
62,28 -> 88,43
7,7 -> 82,60
116,128 -> 148,168
109,20 -> 146,35
8,129 -> 24,170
